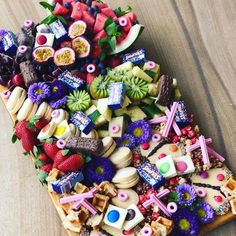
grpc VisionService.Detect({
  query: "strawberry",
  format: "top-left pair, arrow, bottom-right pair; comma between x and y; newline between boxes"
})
58,154 -> 84,173
38,153 -> 51,164
43,140 -> 60,160
53,150 -> 70,169
40,163 -> 53,173
15,120 -> 28,139
34,117 -> 49,130
21,131 -> 38,152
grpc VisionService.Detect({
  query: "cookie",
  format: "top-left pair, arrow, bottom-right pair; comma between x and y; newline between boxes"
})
115,176 -> 140,189
109,147 -> 132,169
101,136 -> 117,158
111,189 -> 139,208
112,167 -> 138,184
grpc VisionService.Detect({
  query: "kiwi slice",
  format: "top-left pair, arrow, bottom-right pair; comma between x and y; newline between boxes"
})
67,90 -> 91,112
124,76 -> 148,100
90,75 -> 113,99
107,69 -> 133,82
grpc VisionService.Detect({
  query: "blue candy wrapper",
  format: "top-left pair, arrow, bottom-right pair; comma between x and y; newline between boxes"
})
2,31 -> 18,54
52,171 -> 84,194
71,110 -> 95,135
108,82 -> 125,110
137,162 -> 165,189
174,101 -> 189,128
49,20 -> 67,40
58,70 -> 84,90
122,48 -> 146,65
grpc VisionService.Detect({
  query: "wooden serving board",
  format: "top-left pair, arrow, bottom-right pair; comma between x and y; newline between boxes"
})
0,83 -> 235,235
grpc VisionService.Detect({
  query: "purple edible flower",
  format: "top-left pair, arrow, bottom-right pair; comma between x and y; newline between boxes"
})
176,183 -> 197,206
172,208 -> 199,236
49,80 -> 68,100
116,133 -> 136,149
195,201 -> 215,224
127,120 -> 152,145
84,157 -> 115,185
49,96 -> 67,109
28,82 -> 51,104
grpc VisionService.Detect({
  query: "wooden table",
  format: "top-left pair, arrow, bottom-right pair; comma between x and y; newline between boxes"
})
0,0 -> 235,235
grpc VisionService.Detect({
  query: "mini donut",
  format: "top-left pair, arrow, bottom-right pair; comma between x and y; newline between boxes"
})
35,102 -> 49,118
17,98 -> 34,121
112,189 -> 139,208
26,103 -> 38,121
6,87 -> 26,114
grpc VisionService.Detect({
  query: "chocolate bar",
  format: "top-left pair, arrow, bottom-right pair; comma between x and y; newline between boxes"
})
71,110 -> 95,134
19,60 -> 39,87
17,32 -> 34,46
122,48 -> 146,65
173,101 -> 189,128
49,20 -> 67,40
137,162 -> 165,189
108,82 -> 125,110
58,70 -> 84,90
2,31 -> 18,54
65,136 -> 103,156
52,171 -> 84,194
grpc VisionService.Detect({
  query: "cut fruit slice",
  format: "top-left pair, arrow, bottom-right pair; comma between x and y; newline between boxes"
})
53,3 -> 69,16
93,13 -> 108,34
68,20 -> 87,39
33,46 -> 54,63
108,24 -> 144,55
72,36 -> 91,58
82,11 -> 95,30
114,61 -> 134,71
91,1 -> 108,11
101,8 -> 117,20
92,30 -> 106,42
54,48 -> 75,67
132,66 -> 153,83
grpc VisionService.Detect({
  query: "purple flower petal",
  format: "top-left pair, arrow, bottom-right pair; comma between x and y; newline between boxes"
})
116,133 -> 136,149
49,96 -> 67,109
176,183 -> 197,206
195,201 -> 215,224
28,82 -> 51,104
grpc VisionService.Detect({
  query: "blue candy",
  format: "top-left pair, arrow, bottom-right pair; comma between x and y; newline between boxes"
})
108,82 -> 125,110
2,31 -> 18,54
122,48 -> 146,65
49,20 -> 67,40
174,101 -> 189,128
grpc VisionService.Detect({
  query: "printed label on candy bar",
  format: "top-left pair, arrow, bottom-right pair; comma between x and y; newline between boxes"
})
108,82 -> 125,110
174,101 -> 189,127
52,171 -> 84,194
71,110 -> 95,135
49,20 -> 67,39
122,48 -> 146,65
137,162 -> 165,189
58,70 -> 84,90
3,31 -> 18,53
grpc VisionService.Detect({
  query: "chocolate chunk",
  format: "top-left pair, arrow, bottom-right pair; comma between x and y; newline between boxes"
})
19,60 -> 39,87
66,136 -> 103,156
156,75 -> 173,106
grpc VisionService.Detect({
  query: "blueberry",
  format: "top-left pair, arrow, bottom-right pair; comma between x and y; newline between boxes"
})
134,20 -> 139,25
93,5 -> 99,12
118,25 -> 123,31
85,57 -> 91,63
88,7 -> 94,14
93,11 -> 98,17
65,16 -> 72,21
86,0 -> 92,6
98,63 -> 104,70
75,0 -> 81,2
52,2 -> 57,8
92,58 -> 99,65
114,20 -> 119,25
80,67 -> 87,73
64,2 -> 71,9
100,69 -> 107,75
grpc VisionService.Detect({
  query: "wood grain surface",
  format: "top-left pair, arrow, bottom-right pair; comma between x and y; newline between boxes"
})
0,0 -> 235,235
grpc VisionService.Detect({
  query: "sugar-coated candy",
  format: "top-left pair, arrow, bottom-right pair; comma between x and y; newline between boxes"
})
2,31 -> 18,54
174,101 -> 189,128
137,162 -> 165,189
49,20 -> 67,40
58,70 -> 84,90
122,48 -> 146,65
71,110 -> 95,135
108,82 -> 125,110
52,171 -> 84,194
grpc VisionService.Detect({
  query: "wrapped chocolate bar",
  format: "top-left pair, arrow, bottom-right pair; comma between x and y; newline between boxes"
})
2,31 -> 18,54
71,110 -> 95,135
52,171 -> 84,194
17,32 -> 34,47
65,136 -> 103,156
15,45 -> 32,63
108,82 -> 125,110
21,19 -> 35,36
122,48 -> 146,65
59,70 -> 84,91
19,60 -> 39,87
49,19 -> 67,40
137,162 -> 165,189
173,100 -> 189,128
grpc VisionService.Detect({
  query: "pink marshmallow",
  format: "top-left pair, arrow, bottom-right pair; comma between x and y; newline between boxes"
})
207,146 -> 225,162
186,138 -> 212,152
148,116 -> 167,124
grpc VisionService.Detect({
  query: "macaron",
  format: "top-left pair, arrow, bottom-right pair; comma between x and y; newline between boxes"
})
69,123 -> 80,138
26,102 -> 38,121
37,121 -> 57,140
111,189 -> 139,208
6,87 -> 26,114
44,105 -> 53,121
35,102 -> 48,118
51,109 -> 68,124
112,167 -> 138,184
17,98 -> 35,121
109,147 -> 132,168
101,136 -> 116,158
